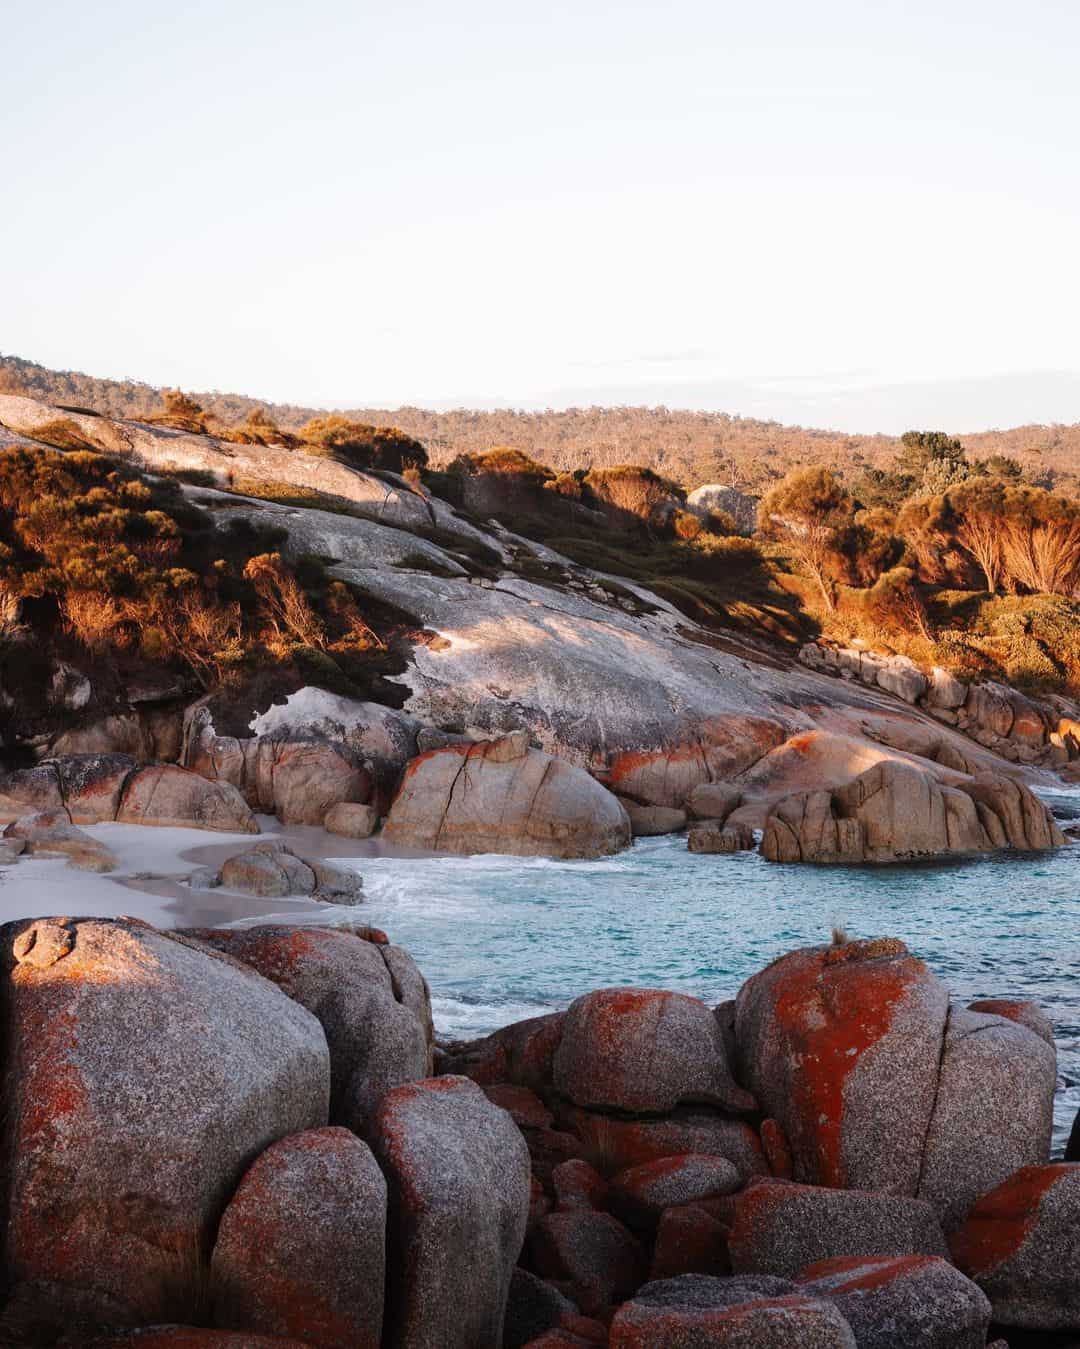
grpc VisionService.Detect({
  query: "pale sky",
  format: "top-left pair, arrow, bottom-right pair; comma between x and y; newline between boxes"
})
4,0 -> 1079,433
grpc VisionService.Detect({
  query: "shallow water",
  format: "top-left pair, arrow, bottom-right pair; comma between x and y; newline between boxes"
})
349,798 -> 1080,1151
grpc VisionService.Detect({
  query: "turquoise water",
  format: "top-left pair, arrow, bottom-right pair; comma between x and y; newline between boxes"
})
353,798 -> 1080,1150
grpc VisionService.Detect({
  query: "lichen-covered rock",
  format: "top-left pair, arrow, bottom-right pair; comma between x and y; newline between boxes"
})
966,997 -> 1055,1046
949,1163 -> 1080,1330
187,926 -> 430,1129
917,1007 -> 1056,1231
555,1104 -> 768,1182
734,938 -> 949,1193
443,1012 -> 566,1093
383,735 -> 630,859
211,1127 -> 385,1348
0,917 -> 329,1332
89,1332 -> 312,1347
0,763 -> 64,818
609,1275 -> 857,1348
552,1159 -> 609,1212
117,764 -> 258,832
553,987 -> 756,1115
726,1179 -> 948,1279
649,1201 -> 732,1281
53,752 -> 137,823
601,719 -> 787,808
369,1076 -> 531,1349
529,1210 -> 644,1315
609,1154 -> 741,1230
798,1254 -> 991,1349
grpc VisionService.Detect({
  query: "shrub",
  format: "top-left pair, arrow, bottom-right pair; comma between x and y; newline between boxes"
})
759,466 -> 854,611
299,415 -> 428,473
150,389 -> 207,433
584,464 -> 682,529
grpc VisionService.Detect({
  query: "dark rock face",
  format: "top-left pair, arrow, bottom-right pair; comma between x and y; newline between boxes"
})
503,1266 -> 578,1349
726,1179 -> 949,1279
553,987 -> 756,1115
186,927 -> 431,1130
0,918 -> 329,1333
530,1209 -> 644,1316
950,1163 -> 1080,1330
798,1254 -> 992,1349
383,734 -> 631,859
608,1274 -> 857,1348
368,1075 -> 531,1349
211,1127 -> 386,1348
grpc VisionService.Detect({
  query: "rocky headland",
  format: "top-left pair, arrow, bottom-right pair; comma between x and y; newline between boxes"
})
0,392 -> 1076,885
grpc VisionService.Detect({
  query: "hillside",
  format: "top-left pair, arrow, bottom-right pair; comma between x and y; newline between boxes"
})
3,352 -> 1079,493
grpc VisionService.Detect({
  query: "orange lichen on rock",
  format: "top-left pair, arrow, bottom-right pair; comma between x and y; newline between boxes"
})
950,1164 -> 1068,1275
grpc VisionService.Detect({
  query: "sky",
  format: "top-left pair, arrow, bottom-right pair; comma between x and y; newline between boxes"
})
4,0 -> 1080,433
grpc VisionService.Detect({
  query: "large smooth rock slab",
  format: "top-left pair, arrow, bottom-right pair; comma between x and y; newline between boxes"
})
553,987 -> 756,1115
917,1007 -> 1056,1231
0,917 -> 329,1331
117,765 -> 258,832
188,927 -> 430,1130
211,1127 -> 385,1348
726,1179 -> 948,1279
950,1163 -> 1080,1330
609,1274 -> 857,1348
734,938 -> 949,1193
368,1075 -> 531,1349
798,1254 -> 991,1349
383,734 -> 630,858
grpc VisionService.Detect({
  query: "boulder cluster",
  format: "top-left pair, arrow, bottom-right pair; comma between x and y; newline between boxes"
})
0,922 -> 1071,1345
761,760 -> 1065,863
800,643 -> 1080,773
